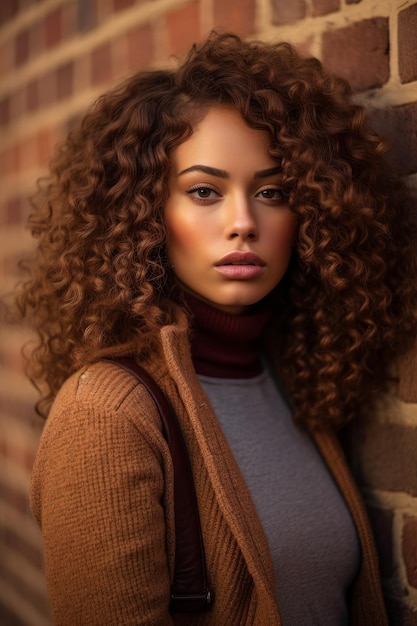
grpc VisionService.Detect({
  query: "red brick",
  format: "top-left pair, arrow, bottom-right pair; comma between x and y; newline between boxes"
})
96,0 -> 112,26
57,61 -> 74,100
91,42 -> 112,85
322,18 -> 389,92
30,20 -> 43,58
15,29 -> 30,66
271,0 -> 306,25
9,87 -> 25,124
311,0 -> 340,17
398,4 -> 417,84
126,23 -> 153,71
366,506 -> 394,578
213,0 -> 256,36
62,1 -> 77,40
344,421 -> 417,497
367,102 -> 417,175
403,517 -> 417,588
0,150 -> 6,177
17,134 -> 37,171
37,128 -> 56,165
0,96 -> 10,126
26,79 -> 39,112
44,7 -> 63,49
0,0 -> 18,27
4,144 -> 20,175
166,2 -> 200,56
5,197 -> 23,225
77,0 -> 97,32
74,55 -> 89,92
113,0 -> 135,11
0,42 -> 7,75
38,69 -> 57,107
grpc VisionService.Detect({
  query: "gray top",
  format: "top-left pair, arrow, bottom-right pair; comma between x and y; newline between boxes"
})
198,369 -> 360,626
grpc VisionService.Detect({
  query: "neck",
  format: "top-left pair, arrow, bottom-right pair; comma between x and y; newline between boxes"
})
184,292 -> 272,379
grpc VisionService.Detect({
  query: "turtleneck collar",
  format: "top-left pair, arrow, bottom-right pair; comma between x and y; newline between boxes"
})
184,292 -> 272,379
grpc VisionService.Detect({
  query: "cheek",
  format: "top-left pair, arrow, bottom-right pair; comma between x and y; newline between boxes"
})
165,213 -> 200,262
268,214 -> 298,254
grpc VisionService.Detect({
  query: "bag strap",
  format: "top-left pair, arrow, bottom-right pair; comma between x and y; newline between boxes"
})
103,357 -> 212,613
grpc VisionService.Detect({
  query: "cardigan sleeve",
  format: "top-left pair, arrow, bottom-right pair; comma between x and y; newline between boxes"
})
30,377 -> 174,626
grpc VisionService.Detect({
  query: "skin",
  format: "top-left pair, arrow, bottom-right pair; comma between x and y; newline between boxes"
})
164,107 -> 298,314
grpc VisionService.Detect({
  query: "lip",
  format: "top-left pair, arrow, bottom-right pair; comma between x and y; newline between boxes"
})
215,251 -> 266,267
214,251 -> 266,280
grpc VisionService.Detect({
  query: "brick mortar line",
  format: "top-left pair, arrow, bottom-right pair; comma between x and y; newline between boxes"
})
1,75 -> 416,151
363,487 -> 417,513
0,0 -> 408,96
2,275 -> 35,295
0,0 -> 70,43
373,395 -> 417,426
0,170 -> 49,206
0,226 -> 36,254
0,0 -> 193,93
256,0 -> 396,53
0,168 -> 47,203
255,0 -> 273,32
353,83 -> 417,109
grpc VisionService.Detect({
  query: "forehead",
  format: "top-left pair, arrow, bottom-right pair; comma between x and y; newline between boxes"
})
170,107 -> 275,172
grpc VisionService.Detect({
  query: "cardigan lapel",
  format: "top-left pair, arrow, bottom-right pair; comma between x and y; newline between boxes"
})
312,429 -> 388,626
158,318 -> 280,618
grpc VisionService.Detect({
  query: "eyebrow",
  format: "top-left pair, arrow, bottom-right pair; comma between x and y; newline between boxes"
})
177,165 -> 282,179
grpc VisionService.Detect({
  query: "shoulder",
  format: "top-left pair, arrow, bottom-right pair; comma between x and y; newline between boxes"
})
44,360 -> 167,447
60,359 -> 159,410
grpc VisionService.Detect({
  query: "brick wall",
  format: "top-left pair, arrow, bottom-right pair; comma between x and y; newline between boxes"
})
0,0 -> 416,624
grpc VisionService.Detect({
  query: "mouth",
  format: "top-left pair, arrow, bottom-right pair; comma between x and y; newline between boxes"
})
215,251 -> 266,267
214,251 -> 266,280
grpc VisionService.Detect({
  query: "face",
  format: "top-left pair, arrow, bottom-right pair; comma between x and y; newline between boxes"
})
164,107 -> 298,314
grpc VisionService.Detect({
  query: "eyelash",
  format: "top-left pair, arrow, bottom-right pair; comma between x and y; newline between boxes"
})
256,187 -> 287,201
187,185 -> 219,202
186,185 -> 288,204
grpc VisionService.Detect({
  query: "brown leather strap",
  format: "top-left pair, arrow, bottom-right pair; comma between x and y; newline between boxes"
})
103,357 -> 212,613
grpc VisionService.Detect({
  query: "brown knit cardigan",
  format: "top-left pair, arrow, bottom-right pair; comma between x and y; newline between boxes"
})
30,313 -> 388,625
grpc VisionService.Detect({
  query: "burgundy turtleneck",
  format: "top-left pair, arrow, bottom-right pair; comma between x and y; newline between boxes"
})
184,292 -> 272,379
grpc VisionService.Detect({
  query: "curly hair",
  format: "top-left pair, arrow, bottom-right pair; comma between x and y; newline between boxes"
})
16,31 -> 417,427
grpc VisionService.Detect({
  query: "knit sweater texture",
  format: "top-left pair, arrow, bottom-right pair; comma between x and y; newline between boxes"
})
30,311 -> 388,625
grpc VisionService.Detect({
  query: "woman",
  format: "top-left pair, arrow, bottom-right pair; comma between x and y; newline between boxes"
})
17,32 -> 417,625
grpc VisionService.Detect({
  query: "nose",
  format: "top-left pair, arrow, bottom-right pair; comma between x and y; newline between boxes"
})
225,194 -> 259,241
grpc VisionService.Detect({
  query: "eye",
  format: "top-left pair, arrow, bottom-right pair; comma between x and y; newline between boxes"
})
256,187 -> 287,201
187,185 -> 221,203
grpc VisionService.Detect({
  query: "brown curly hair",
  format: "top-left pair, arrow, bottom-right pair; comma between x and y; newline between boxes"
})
16,31 -> 417,427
